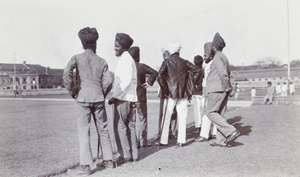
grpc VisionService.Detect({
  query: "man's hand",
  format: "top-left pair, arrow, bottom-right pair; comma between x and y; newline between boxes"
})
108,97 -> 116,105
188,95 -> 192,103
141,83 -> 149,89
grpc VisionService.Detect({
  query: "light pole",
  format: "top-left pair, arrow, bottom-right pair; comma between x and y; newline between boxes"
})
287,0 -> 291,94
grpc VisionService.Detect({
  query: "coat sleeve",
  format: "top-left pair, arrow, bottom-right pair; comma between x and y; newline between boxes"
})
101,62 -> 113,98
63,56 -> 78,98
143,64 -> 158,86
214,56 -> 231,92
186,61 -> 201,96
157,61 -> 169,97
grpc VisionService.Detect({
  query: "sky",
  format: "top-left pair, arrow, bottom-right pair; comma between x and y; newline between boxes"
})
0,0 -> 299,71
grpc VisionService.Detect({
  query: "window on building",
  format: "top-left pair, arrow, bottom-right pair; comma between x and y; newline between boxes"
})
259,79 -> 261,81
265,78 -> 268,81
273,78 -> 276,80
292,77 -> 294,80
252,79 -> 255,81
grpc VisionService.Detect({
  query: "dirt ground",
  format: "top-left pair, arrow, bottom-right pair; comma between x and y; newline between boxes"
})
0,95 -> 299,177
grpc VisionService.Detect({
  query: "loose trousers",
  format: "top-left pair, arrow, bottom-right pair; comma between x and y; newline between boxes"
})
113,100 -> 138,160
135,102 -> 148,147
160,98 -> 188,145
76,102 -> 113,166
157,98 -> 177,137
206,92 -> 236,144
192,95 -> 205,128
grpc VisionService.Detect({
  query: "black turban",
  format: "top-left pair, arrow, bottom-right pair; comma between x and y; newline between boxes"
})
212,32 -> 226,51
78,27 -> 99,44
115,33 -> 133,50
128,46 -> 140,62
194,55 -> 203,67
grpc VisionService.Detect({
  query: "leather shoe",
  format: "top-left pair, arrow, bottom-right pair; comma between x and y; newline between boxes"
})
103,160 -> 115,168
210,142 -> 227,147
224,130 -> 240,143
156,142 -> 167,146
176,143 -> 184,147
169,135 -> 177,139
194,136 -> 208,142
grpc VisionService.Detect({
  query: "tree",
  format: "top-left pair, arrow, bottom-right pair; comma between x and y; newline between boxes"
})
255,57 -> 281,68
290,59 -> 300,67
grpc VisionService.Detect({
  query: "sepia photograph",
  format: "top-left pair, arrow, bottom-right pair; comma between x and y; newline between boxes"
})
0,0 -> 299,176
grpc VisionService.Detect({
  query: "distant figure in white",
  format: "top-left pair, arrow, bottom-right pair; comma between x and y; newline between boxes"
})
275,83 -> 281,96
281,82 -> 287,96
289,82 -> 295,96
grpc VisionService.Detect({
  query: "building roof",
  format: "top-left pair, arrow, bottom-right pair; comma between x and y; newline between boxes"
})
0,63 -> 63,76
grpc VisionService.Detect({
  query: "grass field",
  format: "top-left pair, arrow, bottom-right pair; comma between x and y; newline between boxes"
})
0,92 -> 299,176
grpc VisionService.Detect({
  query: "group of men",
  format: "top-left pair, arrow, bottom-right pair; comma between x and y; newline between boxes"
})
63,27 -> 240,175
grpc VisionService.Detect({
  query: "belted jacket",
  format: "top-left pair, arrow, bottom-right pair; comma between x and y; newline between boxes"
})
158,53 -> 200,99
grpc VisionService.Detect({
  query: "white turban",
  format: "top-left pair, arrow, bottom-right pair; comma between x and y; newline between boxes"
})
167,42 -> 182,55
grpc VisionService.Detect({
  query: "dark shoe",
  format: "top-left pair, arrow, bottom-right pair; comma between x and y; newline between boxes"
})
194,127 -> 201,133
156,142 -> 167,146
210,142 -> 227,147
176,143 -> 184,147
194,136 -> 208,142
153,134 -> 160,141
209,135 -> 216,140
118,158 -> 133,164
125,159 -> 133,164
67,165 -> 91,176
224,130 -> 240,143
103,160 -> 115,168
169,135 -> 177,139
140,144 -> 152,148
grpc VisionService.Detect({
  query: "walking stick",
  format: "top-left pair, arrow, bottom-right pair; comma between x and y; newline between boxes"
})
158,97 -> 169,150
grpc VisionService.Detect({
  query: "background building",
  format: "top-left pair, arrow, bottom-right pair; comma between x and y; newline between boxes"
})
232,66 -> 300,88
0,61 -> 63,90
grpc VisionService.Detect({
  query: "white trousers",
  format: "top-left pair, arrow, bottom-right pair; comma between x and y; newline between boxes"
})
200,114 -> 217,139
192,95 -> 205,128
160,98 -> 188,144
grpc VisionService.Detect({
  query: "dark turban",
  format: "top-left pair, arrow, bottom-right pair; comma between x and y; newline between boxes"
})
78,27 -> 99,44
128,46 -> 140,62
115,33 -> 134,50
212,32 -> 226,51
194,55 -> 203,67
204,42 -> 212,56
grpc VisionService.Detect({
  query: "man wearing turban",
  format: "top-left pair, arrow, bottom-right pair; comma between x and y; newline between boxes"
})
205,33 -> 240,147
194,42 -> 217,142
157,42 -> 200,147
128,46 -> 158,149
64,27 -> 115,175
108,33 -> 138,163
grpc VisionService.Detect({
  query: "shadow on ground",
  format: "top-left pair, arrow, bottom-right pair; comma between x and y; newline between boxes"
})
226,116 -> 252,147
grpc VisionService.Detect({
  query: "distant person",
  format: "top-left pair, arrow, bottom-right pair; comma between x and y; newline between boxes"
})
64,27 -> 115,175
275,83 -> 282,96
157,41 -> 200,147
191,55 -> 205,133
289,82 -> 295,96
263,81 -> 276,105
128,46 -> 158,148
108,33 -> 138,163
205,33 -> 240,147
154,49 -> 178,141
251,87 -> 256,101
281,82 -> 287,96
233,83 -> 239,100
